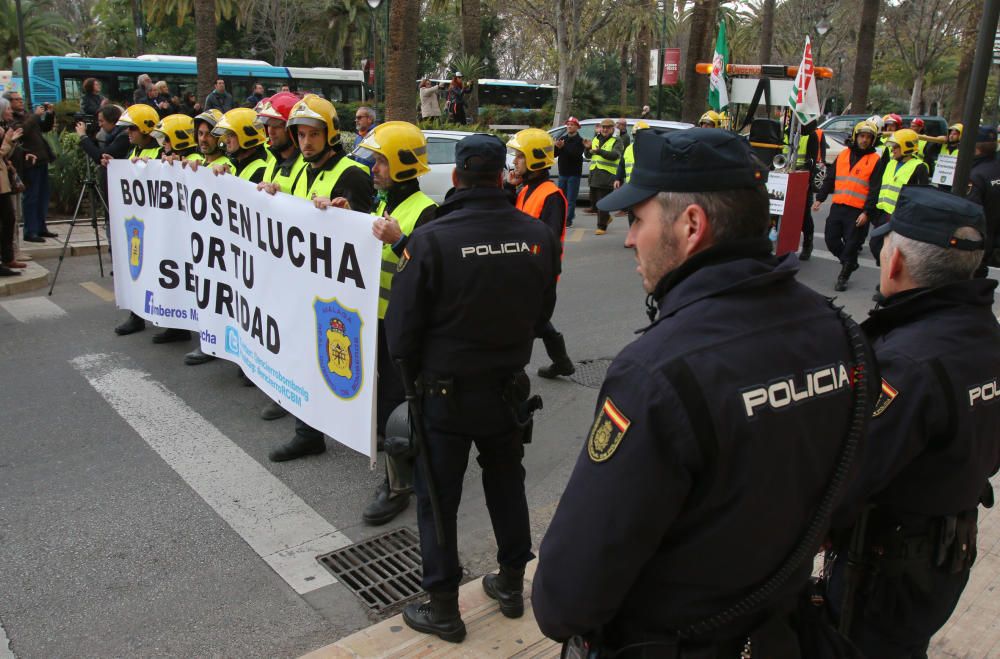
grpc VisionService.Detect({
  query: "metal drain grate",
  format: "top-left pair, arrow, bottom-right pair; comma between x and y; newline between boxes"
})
316,527 -> 423,612
570,358 -> 613,389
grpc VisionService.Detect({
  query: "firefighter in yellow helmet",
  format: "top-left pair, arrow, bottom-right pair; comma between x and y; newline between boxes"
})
506,127 -> 575,380
698,111 -> 721,128
151,114 -> 197,160
115,104 -> 163,161
870,128 -> 930,266
943,122 -> 963,157
183,109 -> 234,174
211,107 -> 269,182
267,96 -> 374,464
332,121 -> 439,525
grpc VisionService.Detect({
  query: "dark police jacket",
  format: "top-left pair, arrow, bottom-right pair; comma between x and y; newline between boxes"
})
845,280 -> 1000,520
968,155 -> 1000,253
532,240 -> 865,646
385,187 -> 559,377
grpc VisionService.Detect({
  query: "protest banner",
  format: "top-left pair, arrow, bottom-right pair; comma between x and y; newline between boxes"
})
108,160 -> 381,459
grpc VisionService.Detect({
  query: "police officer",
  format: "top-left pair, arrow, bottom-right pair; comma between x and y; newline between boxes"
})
968,125 -> 1000,278
532,128 -> 871,655
267,95 -> 373,462
385,134 -> 559,643
506,128 -> 575,379
870,128 -> 928,265
829,186 -> 1000,656
110,104 -> 163,338
587,118 -> 622,235
348,121 -> 437,524
814,120 -> 883,291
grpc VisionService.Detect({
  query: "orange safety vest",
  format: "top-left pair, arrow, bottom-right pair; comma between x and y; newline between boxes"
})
832,149 -> 880,209
516,180 -> 568,246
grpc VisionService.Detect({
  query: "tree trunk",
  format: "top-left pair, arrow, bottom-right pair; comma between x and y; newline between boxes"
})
637,24 -> 651,108
619,42 -> 629,108
951,2 -> 983,122
758,0 -> 775,64
385,0 -> 419,122
909,69 -> 924,115
343,44 -> 354,70
850,0 -> 880,113
553,0 -> 576,126
460,0 -> 481,120
681,0 -> 717,124
194,0 -> 217,104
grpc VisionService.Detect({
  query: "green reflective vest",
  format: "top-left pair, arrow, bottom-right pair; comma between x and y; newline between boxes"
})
942,144 -> 960,157
589,136 -> 619,175
877,158 -> 923,215
291,155 -> 370,199
237,157 -> 269,182
188,153 -> 235,173
264,153 -> 307,194
375,190 -> 437,319
130,144 -> 162,159
623,144 -> 635,183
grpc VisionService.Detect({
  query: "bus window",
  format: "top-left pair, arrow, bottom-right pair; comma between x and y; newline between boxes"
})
62,78 -> 83,101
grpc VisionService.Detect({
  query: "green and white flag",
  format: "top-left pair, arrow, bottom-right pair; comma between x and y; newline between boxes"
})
708,21 -> 729,112
789,36 -> 821,124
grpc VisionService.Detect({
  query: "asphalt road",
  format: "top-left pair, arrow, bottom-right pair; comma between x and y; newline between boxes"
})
1,206 -> 998,658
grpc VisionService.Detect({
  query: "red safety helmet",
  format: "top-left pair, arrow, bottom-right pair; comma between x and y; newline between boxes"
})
883,113 -> 903,128
565,116 -> 580,127
910,117 -> 925,129
257,91 -> 300,123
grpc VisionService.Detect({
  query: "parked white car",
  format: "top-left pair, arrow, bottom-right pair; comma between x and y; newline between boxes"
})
420,130 -> 515,204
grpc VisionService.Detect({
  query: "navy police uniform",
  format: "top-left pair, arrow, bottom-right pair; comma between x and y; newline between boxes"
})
830,188 -> 1000,657
532,129 -> 869,655
967,125 -> 1000,277
385,135 -> 559,612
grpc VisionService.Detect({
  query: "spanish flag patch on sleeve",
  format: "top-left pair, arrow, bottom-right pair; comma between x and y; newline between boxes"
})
587,397 -> 631,463
397,248 -> 410,272
873,378 -> 898,417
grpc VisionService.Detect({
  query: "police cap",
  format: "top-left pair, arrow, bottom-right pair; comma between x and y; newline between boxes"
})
455,133 -> 506,173
870,186 -> 985,251
977,124 -> 998,142
597,128 -> 765,211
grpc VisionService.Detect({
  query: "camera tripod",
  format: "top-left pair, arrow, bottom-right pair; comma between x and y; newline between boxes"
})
48,158 -> 107,295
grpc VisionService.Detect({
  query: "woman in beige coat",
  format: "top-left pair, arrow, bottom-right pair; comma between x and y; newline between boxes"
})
0,96 -> 27,275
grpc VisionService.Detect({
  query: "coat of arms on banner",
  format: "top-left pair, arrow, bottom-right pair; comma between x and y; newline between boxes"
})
315,297 -> 363,399
124,217 -> 145,280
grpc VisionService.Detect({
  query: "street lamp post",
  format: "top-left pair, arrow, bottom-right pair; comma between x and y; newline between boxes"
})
367,0 -> 382,105
14,0 -> 31,107
656,0 -> 666,120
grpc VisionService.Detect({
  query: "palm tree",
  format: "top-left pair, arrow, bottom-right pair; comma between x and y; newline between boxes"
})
680,0 -> 718,123
385,0 -> 420,121
193,0 -> 217,104
850,0 -> 880,113
758,0 -> 774,64
0,0 -> 71,69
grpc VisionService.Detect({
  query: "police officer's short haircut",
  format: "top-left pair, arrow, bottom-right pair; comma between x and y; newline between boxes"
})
656,185 -> 770,242
887,229 -> 983,288
99,105 -> 122,124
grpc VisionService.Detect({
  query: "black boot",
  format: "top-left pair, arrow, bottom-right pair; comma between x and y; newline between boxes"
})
402,592 -> 466,643
184,346 -> 216,365
115,312 -> 146,335
482,566 -> 525,618
362,478 -> 410,525
834,263 -> 850,292
538,332 -> 575,379
799,234 -> 813,261
268,434 -> 326,462
152,328 -> 191,344
260,400 -> 289,420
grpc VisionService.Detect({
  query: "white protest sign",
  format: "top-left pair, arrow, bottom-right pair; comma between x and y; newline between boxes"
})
766,172 -> 788,216
934,154 -> 957,187
108,160 -> 381,458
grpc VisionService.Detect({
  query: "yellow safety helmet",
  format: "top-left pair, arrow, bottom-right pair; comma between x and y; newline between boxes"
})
948,122 -> 964,137
151,114 -> 196,151
117,104 -> 160,135
634,120 -> 651,131
354,121 -> 430,182
698,111 -> 721,128
286,96 -> 340,147
852,120 -> 878,141
506,128 -> 556,171
193,108 -> 223,130
212,108 -> 266,150
886,128 -> 919,157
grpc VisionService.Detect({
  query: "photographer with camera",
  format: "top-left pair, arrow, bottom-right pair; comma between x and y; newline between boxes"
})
2,91 -> 55,244
76,105 -> 128,222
